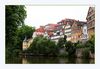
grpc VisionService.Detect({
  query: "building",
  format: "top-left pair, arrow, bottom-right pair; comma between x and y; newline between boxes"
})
32,24 -> 61,42
44,24 -> 58,37
57,18 -> 75,41
23,26 -> 46,50
32,18 -> 88,44
63,19 -> 74,41
32,26 -> 46,39
81,23 -> 88,43
86,7 -> 95,39
44,23 -> 61,42
71,20 -> 87,43
23,37 -> 33,50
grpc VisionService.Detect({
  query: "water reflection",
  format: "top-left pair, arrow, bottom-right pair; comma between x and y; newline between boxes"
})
6,56 -> 95,64
6,57 -> 22,64
22,56 -> 95,64
22,56 -> 59,64
22,58 -> 30,64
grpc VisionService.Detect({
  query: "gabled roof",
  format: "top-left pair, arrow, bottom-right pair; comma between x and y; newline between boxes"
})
35,26 -> 45,33
45,23 -> 60,31
77,21 -> 87,26
57,18 -> 76,26
86,7 -> 95,20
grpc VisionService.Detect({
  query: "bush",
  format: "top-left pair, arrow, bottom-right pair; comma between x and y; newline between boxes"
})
75,42 -> 84,48
65,41 -> 76,57
57,38 -> 65,48
25,36 -> 59,56
85,35 -> 95,53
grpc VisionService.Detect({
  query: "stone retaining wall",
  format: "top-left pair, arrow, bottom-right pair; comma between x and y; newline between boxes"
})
76,48 -> 95,59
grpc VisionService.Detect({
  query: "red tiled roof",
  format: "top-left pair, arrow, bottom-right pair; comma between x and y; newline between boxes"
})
35,27 -> 45,33
45,24 -> 58,31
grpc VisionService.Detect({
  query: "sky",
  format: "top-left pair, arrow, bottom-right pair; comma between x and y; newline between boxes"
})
24,5 -> 89,28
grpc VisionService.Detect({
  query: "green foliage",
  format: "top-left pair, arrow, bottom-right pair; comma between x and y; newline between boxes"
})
6,5 -> 27,59
26,36 -> 59,56
85,35 -> 95,53
90,35 -> 95,53
65,41 -> 76,57
6,5 -> 26,46
17,25 -> 35,49
17,25 -> 35,40
75,41 -> 84,48
57,38 -> 65,48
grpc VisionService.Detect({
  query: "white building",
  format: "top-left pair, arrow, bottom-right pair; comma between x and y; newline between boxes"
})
64,23 -> 72,41
81,23 -> 88,42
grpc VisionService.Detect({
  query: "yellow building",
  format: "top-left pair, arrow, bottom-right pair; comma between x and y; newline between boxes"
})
71,21 -> 82,43
22,38 -> 33,50
71,20 -> 87,43
86,7 -> 95,39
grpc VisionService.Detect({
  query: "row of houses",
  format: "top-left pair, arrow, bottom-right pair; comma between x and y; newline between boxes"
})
23,7 -> 95,50
33,7 -> 95,42
33,18 -> 88,43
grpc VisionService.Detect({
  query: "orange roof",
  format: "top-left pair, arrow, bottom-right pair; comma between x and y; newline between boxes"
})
45,24 -> 59,31
35,27 -> 45,33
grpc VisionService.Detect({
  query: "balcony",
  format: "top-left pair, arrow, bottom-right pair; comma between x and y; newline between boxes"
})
51,35 -> 61,40
65,29 -> 71,33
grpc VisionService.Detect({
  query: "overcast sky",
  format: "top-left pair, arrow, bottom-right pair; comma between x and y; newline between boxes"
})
24,6 -> 89,28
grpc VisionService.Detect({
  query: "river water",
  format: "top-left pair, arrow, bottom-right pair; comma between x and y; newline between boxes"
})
6,56 -> 94,64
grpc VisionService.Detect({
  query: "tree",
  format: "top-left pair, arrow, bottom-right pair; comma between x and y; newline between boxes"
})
16,25 -> 35,53
64,35 -> 67,43
74,41 -> 84,48
17,25 -> 35,45
65,41 -> 76,57
57,38 -> 65,48
6,5 -> 27,59
85,35 -> 95,53
90,35 -> 95,53
18,25 -> 35,39
26,36 -> 59,56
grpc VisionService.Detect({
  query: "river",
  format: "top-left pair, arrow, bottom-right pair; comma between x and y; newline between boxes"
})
6,56 -> 94,64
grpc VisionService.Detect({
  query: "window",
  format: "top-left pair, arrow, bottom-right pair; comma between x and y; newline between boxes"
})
57,32 -> 60,35
89,17 -> 91,20
84,29 -> 86,33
